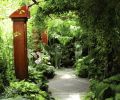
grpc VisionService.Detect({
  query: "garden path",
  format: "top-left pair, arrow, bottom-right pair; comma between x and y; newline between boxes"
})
48,68 -> 89,100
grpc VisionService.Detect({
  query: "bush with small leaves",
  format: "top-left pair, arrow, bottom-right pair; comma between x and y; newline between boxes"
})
4,81 -> 51,100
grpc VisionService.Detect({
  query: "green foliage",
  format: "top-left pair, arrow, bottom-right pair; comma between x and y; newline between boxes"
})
28,43 -> 55,79
75,56 -> 93,78
6,81 -> 40,95
116,93 -> 120,100
0,81 -> 4,94
4,81 -> 49,100
47,36 -> 76,68
29,67 -> 45,83
78,0 -> 120,79
1,0 -> 120,99
28,50 -> 55,91
43,0 -> 80,14
84,91 -> 95,100
32,6 -> 48,33
44,13 -> 80,68
0,26 -> 13,91
36,63 -> 55,79
42,0 -> 120,79
0,50 -> 54,99
88,74 -> 120,100
103,74 -> 120,84
47,13 -> 80,38
75,57 -> 89,78
46,42 -> 62,68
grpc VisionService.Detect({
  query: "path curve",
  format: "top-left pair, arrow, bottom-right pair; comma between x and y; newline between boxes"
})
48,68 -> 89,100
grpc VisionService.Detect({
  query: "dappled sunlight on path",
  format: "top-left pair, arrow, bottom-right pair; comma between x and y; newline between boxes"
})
48,68 -> 89,100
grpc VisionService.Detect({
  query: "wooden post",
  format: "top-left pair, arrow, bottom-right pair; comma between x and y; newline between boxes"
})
41,30 -> 48,45
9,6 -> 30,80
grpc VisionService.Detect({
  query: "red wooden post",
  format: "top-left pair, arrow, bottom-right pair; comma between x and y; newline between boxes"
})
9,6 -> 30,80
41,30 -> 48,45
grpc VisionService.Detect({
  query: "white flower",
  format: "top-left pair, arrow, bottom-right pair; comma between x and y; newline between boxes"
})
36,52 -> 41,57
35,58 -> 41,64
31,52 -> 37,58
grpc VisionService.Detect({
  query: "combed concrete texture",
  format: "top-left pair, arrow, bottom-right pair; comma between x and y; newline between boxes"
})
48,68 -> 89,100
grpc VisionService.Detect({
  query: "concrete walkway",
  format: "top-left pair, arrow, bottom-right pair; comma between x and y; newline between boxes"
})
48,68 -> 89,100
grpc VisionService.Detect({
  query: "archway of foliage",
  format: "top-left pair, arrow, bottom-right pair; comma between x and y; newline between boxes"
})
30,0 -> 120,99
31,0 -> 120,77
34,0 -> 120,78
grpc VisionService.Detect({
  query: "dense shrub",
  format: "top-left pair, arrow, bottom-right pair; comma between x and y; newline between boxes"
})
29,67 -> 48,91
87,74 -> 120,100
75,56 -> 94,78
0,63 -> 54,100
0,30 -> 10,94
36,63 -> 55,79
47,39 -> 61,68
47,36 -> 76,68
0,47 -> 54,99
61,37 -> 76,67
75,57 -> 89,78
29,67 -> 45,83
28,47 -> 55,80
4,81 -> 51,100
0,81 -> 4,94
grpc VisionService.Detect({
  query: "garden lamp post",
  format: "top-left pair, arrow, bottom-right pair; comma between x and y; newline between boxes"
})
9,6 -> 30,80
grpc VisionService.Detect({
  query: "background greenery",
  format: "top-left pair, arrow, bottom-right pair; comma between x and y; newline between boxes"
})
1,0 -> 120,100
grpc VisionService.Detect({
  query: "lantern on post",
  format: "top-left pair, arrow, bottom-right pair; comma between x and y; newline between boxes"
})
9,6 -> 30,80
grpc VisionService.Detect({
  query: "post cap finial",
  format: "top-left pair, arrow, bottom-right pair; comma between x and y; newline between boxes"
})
9,6 -> 30,18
